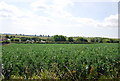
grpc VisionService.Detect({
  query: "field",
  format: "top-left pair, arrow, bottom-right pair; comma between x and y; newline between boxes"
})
2,43 -> 120,80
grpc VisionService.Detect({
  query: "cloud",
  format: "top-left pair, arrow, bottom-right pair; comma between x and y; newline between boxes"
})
0,1 -> 118,38
30,0 -> 74,18
96,14 -> 118,28
0,1 -> 54,24
104,14 -> 118,23
73,0 -> 119,2
1,0 -> 119,3
0,1 -> 55,34
31,0 -> 74,10
0,0 -> 36,3
30,0 -> 118,28
0,2 -> 25,19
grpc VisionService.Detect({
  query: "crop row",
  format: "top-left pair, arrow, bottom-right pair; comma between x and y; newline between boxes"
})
2,43 -> 120,80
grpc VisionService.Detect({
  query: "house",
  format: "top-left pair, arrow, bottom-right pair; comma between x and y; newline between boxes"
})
41,40 -> 46,43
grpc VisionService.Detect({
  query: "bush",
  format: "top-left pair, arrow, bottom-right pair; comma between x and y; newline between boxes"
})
53,35 -> 66,41
11,38 -> 21,43
102,39 -> 111,43
68,37 -> 74,42
2,40 -> 10,44
76,37 -> 88,43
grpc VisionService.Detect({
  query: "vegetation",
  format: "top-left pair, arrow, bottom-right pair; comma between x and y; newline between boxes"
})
1,34 -> 119,44
68,37 -> 74,42
2,43 -> 120,80
53,35 -> 66,42
2,40 -> 11,45
76,37 -> 88,43
5,35 -> 10,39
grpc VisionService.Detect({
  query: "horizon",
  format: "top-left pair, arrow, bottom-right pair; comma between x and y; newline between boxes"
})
1,33 -> 119,39
0,0 -> 119,38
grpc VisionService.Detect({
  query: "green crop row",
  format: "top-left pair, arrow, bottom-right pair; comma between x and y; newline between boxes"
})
2,43 -> 120,80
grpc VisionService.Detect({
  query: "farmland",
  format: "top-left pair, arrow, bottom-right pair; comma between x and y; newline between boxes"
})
2,43 -> 120,80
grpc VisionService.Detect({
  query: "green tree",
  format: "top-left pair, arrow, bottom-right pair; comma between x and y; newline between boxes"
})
20,37 -> 29,41
2,40 -> 10,44
110,39 -> 119,43
92,37 -> 103,43
68,37 -> 74,42
10,36 -> 15,38
5,35 -> 9,39
14,38 -> 21,42
11,38 -> 21,42
53,35 -> 66,41
102,39 -> 111,43
76,37 -> 88,43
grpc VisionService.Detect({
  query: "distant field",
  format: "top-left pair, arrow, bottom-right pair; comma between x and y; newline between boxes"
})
1,34 -> 87,40
2,34 -> 48,39
2,43 -> 120,80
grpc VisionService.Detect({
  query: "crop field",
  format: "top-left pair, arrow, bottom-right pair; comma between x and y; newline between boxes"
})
1,43 -> 120,80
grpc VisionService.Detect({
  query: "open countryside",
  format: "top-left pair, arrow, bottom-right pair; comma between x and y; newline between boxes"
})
1,34 -> 120,80
0,0 -> 120,80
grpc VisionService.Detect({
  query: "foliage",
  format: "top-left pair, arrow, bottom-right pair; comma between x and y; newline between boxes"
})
31,37 -> 41,42
3,34 -> 119,44
89,37 -> 103,43
5,35 -> 9,39
10,38 -> 20,42
2,40 -> 10,44
20,37 -> 30,41
53,35 -> 66,41
10,36 -> 15,38
2,43 -> 120,80
102,39 -> 111,43
68,37 -> 74,42
14,38 -> 20,42
76,37 -> 88,43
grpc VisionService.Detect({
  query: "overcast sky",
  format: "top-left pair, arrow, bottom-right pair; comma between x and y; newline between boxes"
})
0,0 -> 119,38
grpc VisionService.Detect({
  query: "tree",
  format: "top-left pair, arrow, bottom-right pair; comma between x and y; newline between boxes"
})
76,37 -> 88,43
31,37 -> 41,42
53,35 -> 66,41
2,40 -> 10,44
14,38 -> 20,42
109,39 -> 119,43
102,39 -> 111,43
68,37 -> 74,42
11,38 -> 21,42
20,37 -> 29,41
48,35 -> 50,37
10,36 -> 15,38
5,35 -> 9,39
90,37 -> 103,43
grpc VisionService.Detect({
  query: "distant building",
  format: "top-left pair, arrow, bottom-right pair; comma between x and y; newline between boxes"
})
7,39 -> 11,41
41,40 -> 46,43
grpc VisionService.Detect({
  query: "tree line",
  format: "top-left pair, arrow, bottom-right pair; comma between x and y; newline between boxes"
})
1,34 -> 119,44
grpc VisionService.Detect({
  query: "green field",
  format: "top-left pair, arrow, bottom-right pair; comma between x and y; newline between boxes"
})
2,43 -> 120,80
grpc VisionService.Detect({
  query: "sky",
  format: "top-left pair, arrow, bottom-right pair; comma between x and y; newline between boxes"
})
0,0 -> 119,38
